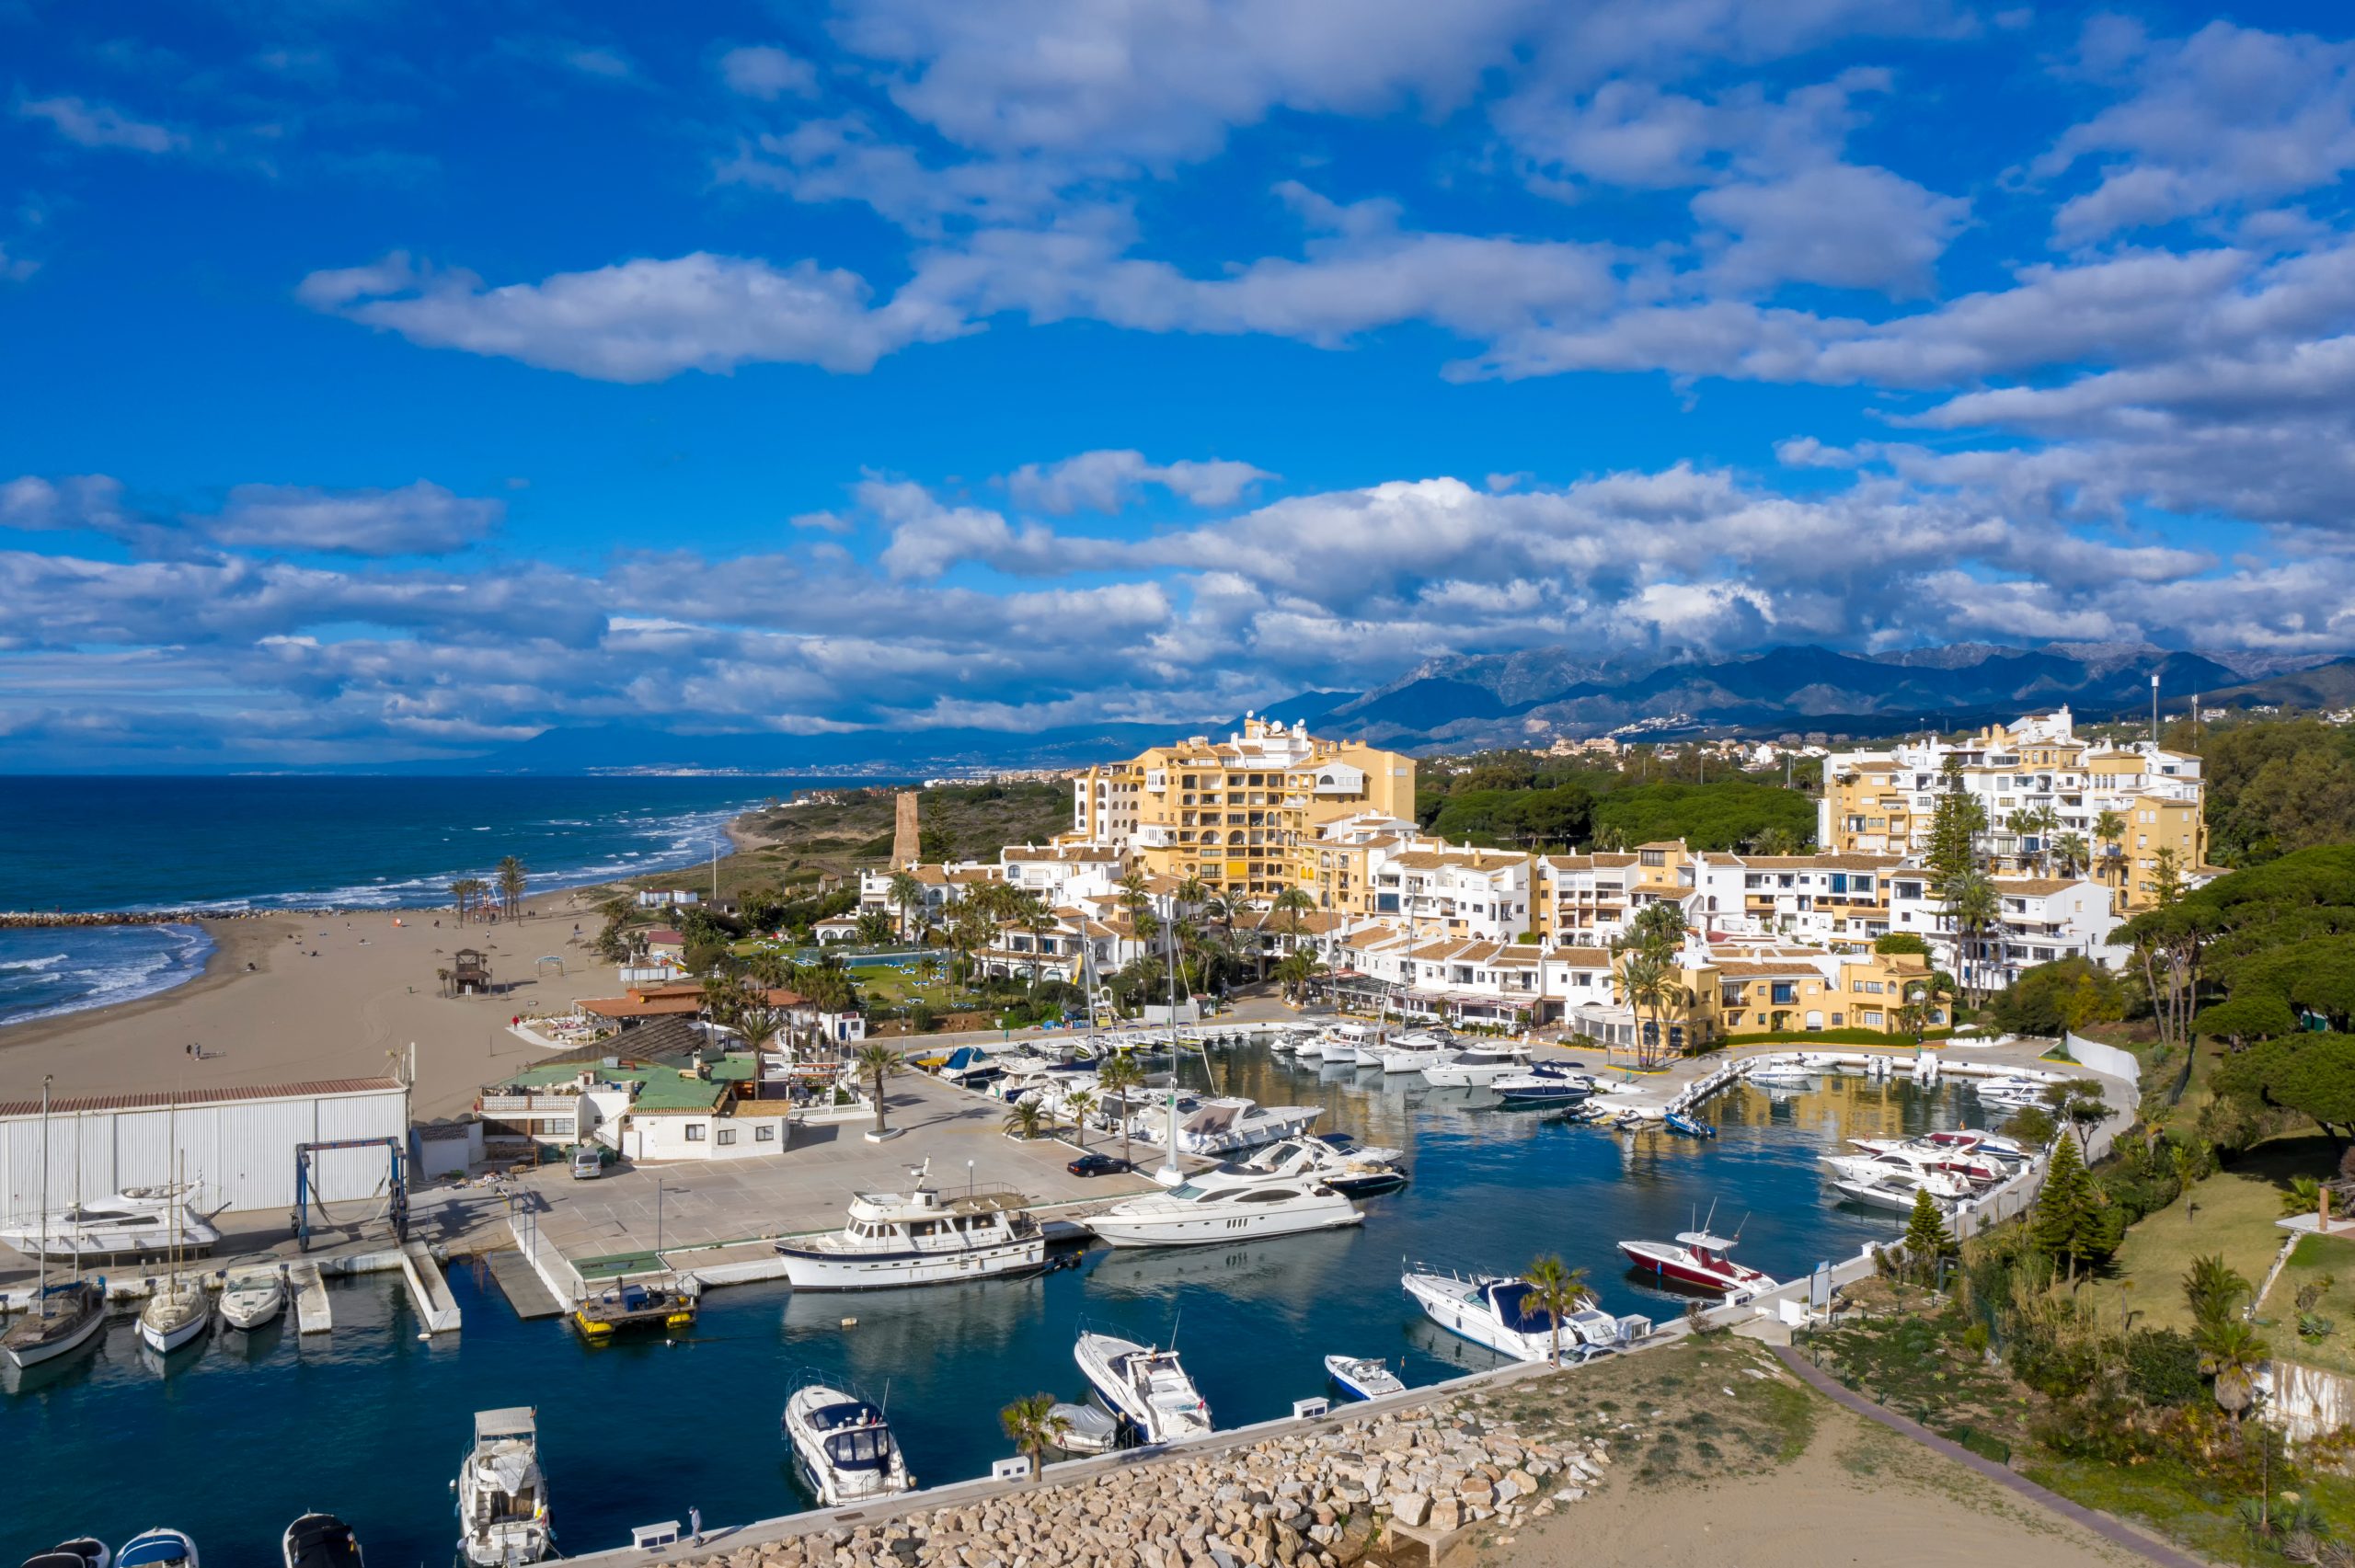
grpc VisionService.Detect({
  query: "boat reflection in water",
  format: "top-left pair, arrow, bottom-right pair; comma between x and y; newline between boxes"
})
1085,1226 -> 1361,1302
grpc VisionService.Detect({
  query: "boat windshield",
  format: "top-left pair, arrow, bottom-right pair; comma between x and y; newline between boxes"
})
824,1425 -> 895,1471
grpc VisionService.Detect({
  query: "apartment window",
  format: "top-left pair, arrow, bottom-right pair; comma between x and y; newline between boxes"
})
717,1127 -> 737,1147
1770,981 -> 1797,1005
684,1124 -> 706,1142
1639,850 -> 1665,866
755,1124 -> 777,1143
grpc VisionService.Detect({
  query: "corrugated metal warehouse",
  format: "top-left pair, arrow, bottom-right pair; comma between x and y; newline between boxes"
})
1,1078 -> 410,1219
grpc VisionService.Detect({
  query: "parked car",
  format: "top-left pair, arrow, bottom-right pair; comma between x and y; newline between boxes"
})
569,1146 -> 607,1180
1067,1152 -> 1132,1177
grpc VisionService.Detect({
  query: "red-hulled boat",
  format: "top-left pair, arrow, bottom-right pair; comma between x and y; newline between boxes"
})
1617,1224 -> 1777,1302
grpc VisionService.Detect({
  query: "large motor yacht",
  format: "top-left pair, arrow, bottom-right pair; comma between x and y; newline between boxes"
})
1215,1136 -> 1408,1196
774,1159 -> 1046,1290
1086,1174 -> 1362,1248
1419,1045 -> 1534,1088
1372,1032 -> 1457,1074
1073,1331 -> 1212,1445
1315,1024 -> 1379,1064
0,1185 -> 221,1262
1125,1095 -> 1323,1156
454,1408 -> 552,1567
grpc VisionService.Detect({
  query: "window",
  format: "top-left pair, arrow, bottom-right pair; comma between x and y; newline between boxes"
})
1639,849 -> 1665,866
684,1123 -> 706,1141
717,1127 -> 737,1147
755,1124 -> 777,1142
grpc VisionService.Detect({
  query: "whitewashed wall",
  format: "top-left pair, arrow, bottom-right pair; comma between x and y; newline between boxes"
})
1,1084 -> 409,1218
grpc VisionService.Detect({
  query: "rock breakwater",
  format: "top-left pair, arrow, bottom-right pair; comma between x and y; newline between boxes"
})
693,1385 -> 1615,1568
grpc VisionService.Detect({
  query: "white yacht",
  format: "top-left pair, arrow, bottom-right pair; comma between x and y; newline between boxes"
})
218,1268 -> 287,1332
1086,1175 -> 1361,1248
1315,1024 -> 1378,1064
454,1408 -> 553,1567
1372,1032 -> 1455,1073
774,1159 -> 1045,1290
782,1383 -> 913,1506
1,1185 -> 221,1262
1074,1331 -> 1212,1445
3,1083 -> 109,1371
1401,1265 -> 1649,1363
1419,1045 -> 1533,1087
1214,1136 -> 1408,1197
1830,1169 -> 1970,1213
1822,1147 -> 2001,1187
1744,1057 -> 1819,1087
1125,1095 -> 1322,1155
1852,1128 -> 2028,1163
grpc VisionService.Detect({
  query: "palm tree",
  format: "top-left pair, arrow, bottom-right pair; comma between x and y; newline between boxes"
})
1621,949 -> 1687,1068
1521,1253 -> 1590,1367
1017,893 -> 1056,998
449,880 -> 470,924
999,1393 -> 1069,1483
1269,885 -> 1315,962
1200,890 -> 1243,989
948,904 -> 992,1007
888,869 -> 924,943
856,908 -> 896,946
1116,870 -> 1154,931
1063,1087 -> 1097,1150
1003,1098 -> 1049,1140
2052,831 -> 2090,878
1941,871 -> 2000,1006
853,1043 -> 902,1138
2094,807 -> 2127,874
1096,1053 -> 1146,1170
2012,806 -> 2060,876
2196,1317 -> 2269,1423
497,855 -> 528,919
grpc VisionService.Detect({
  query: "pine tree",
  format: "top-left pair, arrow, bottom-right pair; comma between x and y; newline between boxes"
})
2031,1133 -> 2117,1281
1902,1185 -> 1957,1284
1924,755 -> 1987,881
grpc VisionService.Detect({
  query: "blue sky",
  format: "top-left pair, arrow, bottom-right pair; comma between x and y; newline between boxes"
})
6,0 -> 2354,766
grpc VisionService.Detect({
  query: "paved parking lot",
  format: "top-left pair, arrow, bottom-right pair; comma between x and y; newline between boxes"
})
509,1068 -> 1169,1271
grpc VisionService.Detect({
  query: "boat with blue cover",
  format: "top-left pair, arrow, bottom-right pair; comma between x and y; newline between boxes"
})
1662,1111 -> 1716,1139
116,1534 -> 197,1568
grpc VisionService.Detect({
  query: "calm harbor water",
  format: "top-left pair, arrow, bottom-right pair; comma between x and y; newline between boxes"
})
4,1057 -> 1984,1564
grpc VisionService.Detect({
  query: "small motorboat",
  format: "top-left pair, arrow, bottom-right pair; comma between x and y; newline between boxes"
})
1744,1059 -> 1817,1087
1831,1171 -> 1968,1214
1662,1111 -> 1715,1139
22,1540 -> 111,1568
116,1534 -> 197,1568
220,1268 -> 288,1332
1323,1354 -> 1406,1400
1617,1212 -> 1777,1302
454,1407 -> 553,1567
1074,1331 -> 1212,1445
137,1276 -> 210,1355
281,1515 -> 362,1568
1316,1024 -> 1377,1064
1490,1065 -> 1593,1107
570,1277 -> 696,1340
1046,1401 -> 1120,1454
1419,1046 -> 1532,1088
782,1383 -> 913,1506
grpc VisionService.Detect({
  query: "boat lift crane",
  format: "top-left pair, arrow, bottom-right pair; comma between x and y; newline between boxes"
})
292,1137 -> 408,1253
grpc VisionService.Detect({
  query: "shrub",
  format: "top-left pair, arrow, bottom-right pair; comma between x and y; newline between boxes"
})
908,1001 -> 936,1034
2122,1328 -> 2204,1406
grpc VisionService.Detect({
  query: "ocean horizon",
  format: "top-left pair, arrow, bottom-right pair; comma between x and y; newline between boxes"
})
0,773 -> 892,1028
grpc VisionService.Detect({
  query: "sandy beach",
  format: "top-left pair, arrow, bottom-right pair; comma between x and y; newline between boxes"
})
0,889 -> 627,1117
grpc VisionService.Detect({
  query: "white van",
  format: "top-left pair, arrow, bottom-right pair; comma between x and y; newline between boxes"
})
569,1146 -> 606,1180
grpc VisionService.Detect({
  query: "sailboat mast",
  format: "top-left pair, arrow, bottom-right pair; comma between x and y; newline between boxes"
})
1159,911 -> 1181,1182
35,1076 -> 50,1306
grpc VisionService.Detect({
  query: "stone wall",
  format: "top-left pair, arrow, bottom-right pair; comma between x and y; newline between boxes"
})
672,1384 -> 1615,1568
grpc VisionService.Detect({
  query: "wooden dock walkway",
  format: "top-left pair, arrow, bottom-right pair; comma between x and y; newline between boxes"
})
482,1248 -> 564,1320
289,1262 -> 331,1334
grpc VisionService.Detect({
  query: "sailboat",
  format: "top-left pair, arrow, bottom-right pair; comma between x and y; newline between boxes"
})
4,1078 -> 109,1370
136,1140 -> 209,1356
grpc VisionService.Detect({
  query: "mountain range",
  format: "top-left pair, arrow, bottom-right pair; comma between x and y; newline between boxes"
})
456,642 -> 2353,773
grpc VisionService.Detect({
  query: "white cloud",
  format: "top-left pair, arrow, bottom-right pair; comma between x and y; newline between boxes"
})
16,95 -> 183,154
1693,163 -> 1968,296
719,45 -> 818,100
297,251 -> 972,381
2039,20 -> 2355,241
1004,451 -> 1274,512
207,482 -> 503,556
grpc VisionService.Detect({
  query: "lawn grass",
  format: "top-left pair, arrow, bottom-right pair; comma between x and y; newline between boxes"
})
2078,1136 -> 2338,1337
2269,1230 -> 2355,1378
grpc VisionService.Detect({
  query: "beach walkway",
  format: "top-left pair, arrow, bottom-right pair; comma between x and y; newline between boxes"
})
1774,1346 -> 2211,1568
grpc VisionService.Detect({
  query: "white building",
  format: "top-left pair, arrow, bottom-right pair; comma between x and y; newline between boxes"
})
1887,873 -> 2127,990
0,1077 -> 411,1219
1682,851 -> 1907,945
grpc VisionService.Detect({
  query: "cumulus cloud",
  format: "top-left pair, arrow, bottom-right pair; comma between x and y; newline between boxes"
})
297,251 -> 972,381
1004,451 -> 1274,513
207,482 -> 503,555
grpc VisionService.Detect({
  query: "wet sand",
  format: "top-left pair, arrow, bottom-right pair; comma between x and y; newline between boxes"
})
0,889 -> 625,1116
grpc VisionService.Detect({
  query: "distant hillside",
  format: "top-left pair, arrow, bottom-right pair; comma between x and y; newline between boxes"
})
2203,656 -> 2355,712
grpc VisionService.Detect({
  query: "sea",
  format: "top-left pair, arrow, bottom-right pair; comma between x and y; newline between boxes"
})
2,1059 -> 1984,1563
0,775 -> 873,1029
